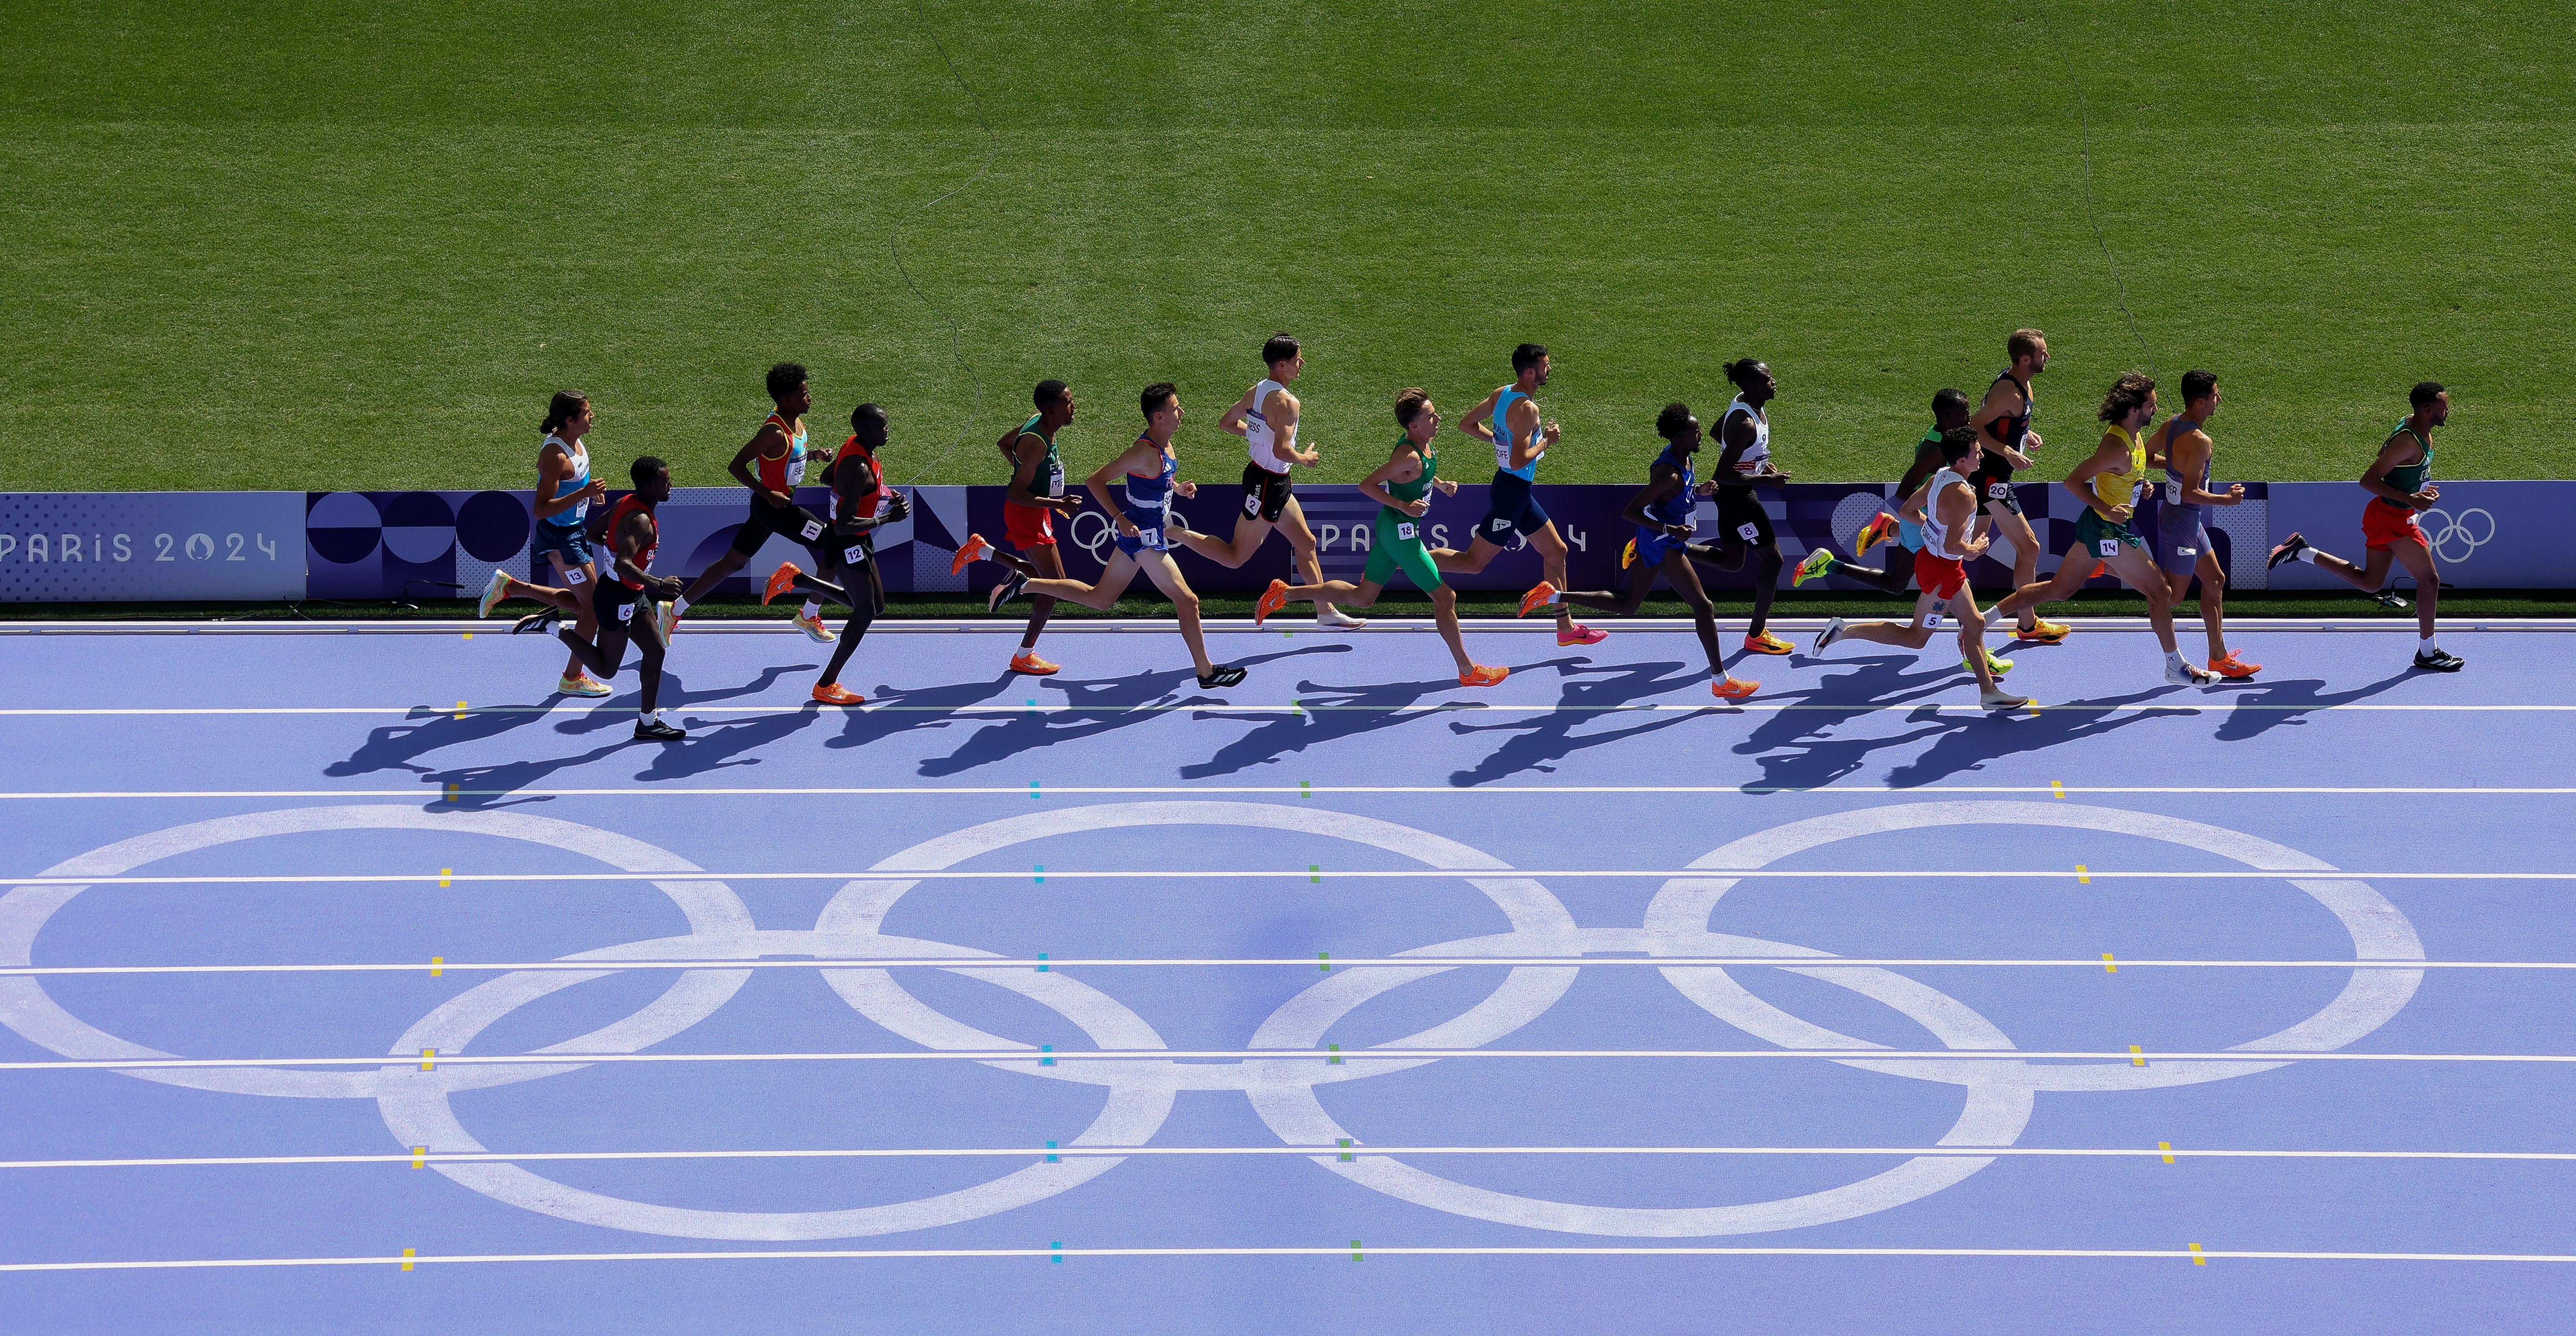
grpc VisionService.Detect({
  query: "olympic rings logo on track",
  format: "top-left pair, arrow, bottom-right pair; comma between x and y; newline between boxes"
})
0,801 -> 2424,1241
2419,508 -> 2494,564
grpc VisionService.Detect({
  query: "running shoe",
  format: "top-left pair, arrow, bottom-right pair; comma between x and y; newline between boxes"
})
633,718 -> 686,742
513,607 -> 564,636
988,572 -> 1029,613
1742,631 -> 1794,656
1621,539 -> 1638,569
1812,617 -> 1846,654
1517,582 -> 1560,618
1253,578 -> 1290,628
1712,676 -> 1759,701
1791,548 -> 1837,588
557,672 -> 612,698
949,534 -> 992,575
793,610 -> 837,643
762,562 -> 802,607
646,601 -> 678,649
1979,686 -> 2033,710
2413,648 -> 2465,672
1009,649 -> 1061,676
1316,604 -> 1368,629
1196,664 -> 1247,689
477,568 -> 513,619
2374,589 -> 2411,610
2013,620 -> 2069,645
2163,658 -> 2214,687
2265,532 -> 2310,570
812,682 -> 865,705
1854,511 -> 1899,557
1963,646 -> 2015,677
1459,664 -> 1510,687
1557,624 -> 1608,646
2209,651 -> 2261,678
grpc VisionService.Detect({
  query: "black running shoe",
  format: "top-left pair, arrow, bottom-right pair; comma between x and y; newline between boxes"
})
2265,532 -> 2308,571
2374,589 -> 2411,611
2412,649 -> 2465,673
634,718 -> 687,741
988,572 -> 1028,613
1196,664 -> 1246,689
512,607 -> 564,635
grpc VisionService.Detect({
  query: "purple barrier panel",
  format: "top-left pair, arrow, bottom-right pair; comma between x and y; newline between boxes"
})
2266,481 -> 2570,590
1,493 -> 305,602
306,491 -> 533,603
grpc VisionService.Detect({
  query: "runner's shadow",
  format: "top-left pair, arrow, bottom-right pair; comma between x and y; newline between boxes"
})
635,708 -> 827,780
917,645 -> 1349,778
1443,658 -> 1714,787
422,738 -> 646,810
1879,685 -> 2184,787
1733,654 -> 1981,792
2207,670 -> 2412,741
823,674 -> 1022,752
1179,672 -> 1464,779
550,665 -> 813,735
325,705 -> 555,778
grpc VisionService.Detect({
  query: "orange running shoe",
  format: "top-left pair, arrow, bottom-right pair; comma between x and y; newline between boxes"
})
1254,578 -> 1290,628
1712,676 -> 1759,700
1459,664 -> 1510,687
1557,624 -> 1608,646
1742,631 -> 1794,655
2014,620 -> 2069,645
949,534 -> 992,575
762,562 -> 802,607
1621,539 -> 1638,569
1009,649 -> 1061,676
1853,511 -> 1898,557
2210,651 -> 2261,678
812,683 -> 865,705
1517,582 -> 1560,618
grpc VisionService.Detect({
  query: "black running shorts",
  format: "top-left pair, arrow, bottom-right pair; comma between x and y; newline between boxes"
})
1713,487 -> 1776,547
1240,463 -> 1293,523
730,497 -> 833,555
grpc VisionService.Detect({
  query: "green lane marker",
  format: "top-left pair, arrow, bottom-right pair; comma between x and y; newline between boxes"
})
1310,864 -> 1321,884
1338,1138 -> 1354,1162
1318,952 -> 1331,972
1327,1043 -> 1342,1065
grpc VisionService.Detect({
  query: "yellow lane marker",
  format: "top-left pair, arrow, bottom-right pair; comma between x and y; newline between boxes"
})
2130,1046 -> 2146,1067
438,869 -> 452,888
2102,953 -> 2118,974
2160,1141 -> 2176,1164
401,1247 -> 415,1271
430,956 -> 443,978
442,782 -> 460,802
2077,865 -> 2091,885
462,633 -> 473,640
2051,781 -> 2066,800
453,701 -> 467,720
420,1048 -> 436,1072
412,1147 -> 426,1168
2189,1242 -> 2206,1265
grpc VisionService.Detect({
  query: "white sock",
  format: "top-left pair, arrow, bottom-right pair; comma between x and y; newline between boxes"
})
640,707 -> 658,723
800,598 -> 821,619
2165,649 -> 2187,669
672,594 -> 693,614
1548,590 -> 1563,604
2420,634 -> 2440,654
2292,547 -> 2320,565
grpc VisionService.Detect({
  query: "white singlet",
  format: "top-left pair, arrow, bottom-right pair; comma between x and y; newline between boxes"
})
1723,395 -> 1771,478
1920,467 -> 1970,558
540,433 -> 591,526
1245,378 -> 1292,474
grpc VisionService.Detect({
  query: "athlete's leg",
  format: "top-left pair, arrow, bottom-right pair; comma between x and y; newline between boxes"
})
1527,524 -> 1576,630
2388,537 -> 2440,641
1170,515 -> 1277,569
548,553 -> 600,681
1422,584 -> 1484,676
2280,535 -> 2396,593
1811,549 -> 1911,595
628,600 -> 668,714
1278,578 -> 1378,609
1986,503 -> 2043,632
678,549 -> 750,605
1020,544 -> 1064,651
2175,549 -> 2230,662
1992,543 -> 2098,621
1556,562 -> 1658,616
1135,553 -> 1218,677
1430,536 -> 1506,575
1951,586 -> 2003,694
2105,545 -> 2185,654
817,555 -> 886,690
1658,554 -> 1729,673
1694,535 -> 1784,637
1838,591 -> 1943,651
1025,551 -> 1143,612
1273,496 -> 1326,590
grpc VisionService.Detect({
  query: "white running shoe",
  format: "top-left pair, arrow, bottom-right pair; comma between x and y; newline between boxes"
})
1980,686 -> 2032,710
646,601 -> 678,649
2162,658 -> 2214,687
1315,604 -> 1368,629
1812,617 -> 1845,654
476,568 -> 512,619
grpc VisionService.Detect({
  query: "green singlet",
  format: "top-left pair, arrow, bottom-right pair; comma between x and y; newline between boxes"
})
1014,413 -> 1065,500
2378,419 -> 2433,507
1362,434 -> 1445,592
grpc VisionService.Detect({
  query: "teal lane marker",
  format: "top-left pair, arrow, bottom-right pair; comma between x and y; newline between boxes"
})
1030,780 -> 1042,800
1338,1138 -> 1354,1162
1327,1043 -> 1342,1065
1318,952 -> 1331,972
1040,1045 -> 1054,1066
1045,1141 -> 1059,1164
1034,865 -> 1045,886
1036,954 -> 1049,973
1050,1241 -> 1064,1265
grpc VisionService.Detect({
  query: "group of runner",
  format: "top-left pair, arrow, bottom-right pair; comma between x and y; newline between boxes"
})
476,332 -> 2466,742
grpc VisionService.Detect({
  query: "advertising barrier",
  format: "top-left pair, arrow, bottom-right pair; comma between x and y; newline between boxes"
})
1,480 -> 2563,603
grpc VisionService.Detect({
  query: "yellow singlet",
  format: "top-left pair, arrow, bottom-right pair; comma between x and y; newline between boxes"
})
2085,423 -> 2147,515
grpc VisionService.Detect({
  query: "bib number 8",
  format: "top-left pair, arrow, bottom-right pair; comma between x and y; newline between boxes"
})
1737,522 -> 1761,541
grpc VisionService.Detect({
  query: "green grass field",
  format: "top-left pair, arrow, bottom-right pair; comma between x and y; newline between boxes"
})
5,1 -> 2571,495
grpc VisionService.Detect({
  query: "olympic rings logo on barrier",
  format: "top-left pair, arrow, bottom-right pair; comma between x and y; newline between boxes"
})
1067,508 -> 1117,563
2420,508 -> 2494,564
0,800 -> 2424,1241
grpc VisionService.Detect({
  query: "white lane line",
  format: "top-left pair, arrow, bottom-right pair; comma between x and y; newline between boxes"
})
9,785 -> 2572,799
10,1144 -> 2575,1170
3,702 -> 2569,716
4,869 -> 2561,887
5,1245 -> 2573,1271
0,957 -> 2546,979
6,1048 -> 2574,1072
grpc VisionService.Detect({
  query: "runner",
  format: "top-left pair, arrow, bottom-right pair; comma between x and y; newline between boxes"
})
666,362 -> 840,642
949,381 -> 1085,676
1822,385 -> 1975,595
2266,381 -> 2464,671
988,383 -> 1247,688
1513,402 -> 1760,699
757,403 -> 913,705
540,456 -> 686,741
2151,370 -> 2260,678
1699,358 -> 1794,655
1433,343 -> 1605,646
1969,329 -> 2072,644
1165,333 -> 1362,628
474,390 -> 609,696
1250,388 -> 1509,687
1988,372 -> 2214,686
1809,427 -> 2031,710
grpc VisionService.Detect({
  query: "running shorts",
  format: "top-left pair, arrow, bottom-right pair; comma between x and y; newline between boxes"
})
2362,499 -> 2427,551
594,571 -> 648,620
1477,472 -> 1550,543
1969,463 -> 2022,516
1114,506 -> 1171,556
1364,510 -> 1444,591
1633,525 -> 1689,568
530,521 -> 593,572
1003,500 -> 1057,549
837,532 -> 876,571
2072,508 -> 2144,556
1712,488 -> 1775,547
2154,514 -> 2210,576
730,497 -> 832,555
1240,463 -> 1293,523
1913,548 -> 1969,600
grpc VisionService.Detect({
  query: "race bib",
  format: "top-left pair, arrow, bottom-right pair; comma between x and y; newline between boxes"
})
2097,539 -> 2120,557
564,567 -> 586,586
843,543 -> 869,566
2175,545 -> 2197,557
1045,462 -> 1065,497
1924,611 -> 1944,628
1987,483 -> 2012,500
1737,522 -> 1761,541
1488,517 -> 1514,536
785,456 -> 808,486
1243,493 -> 1262,516
1395,522 -> 1418,541
2163,479 -> 2183,504
799,518 -> 824,542
1135,527 -> 1161,548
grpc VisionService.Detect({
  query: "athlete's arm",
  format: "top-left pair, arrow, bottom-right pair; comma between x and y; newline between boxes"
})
2171,431 -> 2243,506
533,446 -> 604,521
1008,433 -> 1082,515
1270,388 -> 1320,468
1217,388 -> 1258,439
1453,388 -> 1502,445
1505,397 -> 1553,471
1357,446 -> 1420,516
1894,439 -> 1945,503
2060,433 -> 2131,522
1623,465 -> 1688,536
730,425 -> 792,508
1713,411 -> 1787,485
2360,437 -> 2437,510
1085,446 -> 1150,537
1934,482 -> 1990,558
1970,383 -> 2035,471
613,509 -> 676,595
